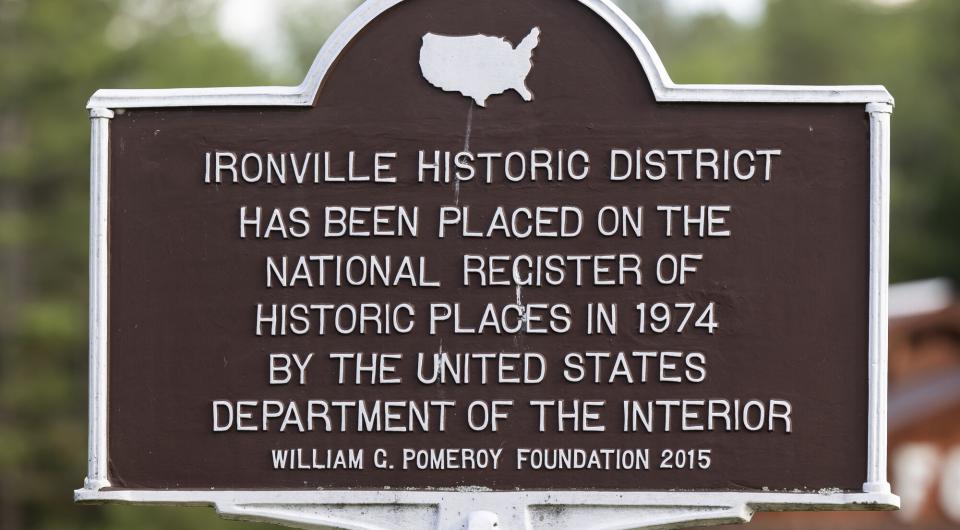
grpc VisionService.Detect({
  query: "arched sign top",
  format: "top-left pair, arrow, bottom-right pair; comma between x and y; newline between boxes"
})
87,0 -> 893,110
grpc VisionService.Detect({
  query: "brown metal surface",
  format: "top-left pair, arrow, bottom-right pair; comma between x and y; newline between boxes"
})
106,0 -> 870,491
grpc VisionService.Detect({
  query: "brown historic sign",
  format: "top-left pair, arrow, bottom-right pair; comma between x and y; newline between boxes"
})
79,0 -> 898,528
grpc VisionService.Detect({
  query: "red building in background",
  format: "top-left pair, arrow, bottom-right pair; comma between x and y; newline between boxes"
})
721,279 -> 960,530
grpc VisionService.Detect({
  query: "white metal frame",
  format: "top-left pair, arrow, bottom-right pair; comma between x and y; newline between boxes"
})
79,0 -> 898,528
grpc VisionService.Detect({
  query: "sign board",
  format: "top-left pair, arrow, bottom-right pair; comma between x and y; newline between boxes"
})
77,0 -> 900,528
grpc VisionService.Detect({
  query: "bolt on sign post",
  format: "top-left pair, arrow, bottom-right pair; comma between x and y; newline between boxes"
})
77,1 -> 899,529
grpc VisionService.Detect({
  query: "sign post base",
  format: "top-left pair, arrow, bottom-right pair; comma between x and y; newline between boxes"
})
216,501 -> 752,530
77,488 -> 898,530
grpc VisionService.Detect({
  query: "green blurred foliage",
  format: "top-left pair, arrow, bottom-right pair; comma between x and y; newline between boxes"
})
0,0 -> 274,528
0,0 -> 957,529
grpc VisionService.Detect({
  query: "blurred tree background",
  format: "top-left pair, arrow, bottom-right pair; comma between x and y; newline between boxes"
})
0,0 -> 956,528
0,0 -> 274,528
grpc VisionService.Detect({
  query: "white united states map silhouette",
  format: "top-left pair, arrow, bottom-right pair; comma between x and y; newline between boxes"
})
419,27 -> 541,107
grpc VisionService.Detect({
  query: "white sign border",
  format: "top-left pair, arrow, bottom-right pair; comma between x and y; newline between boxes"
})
80,1 -> 899,528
